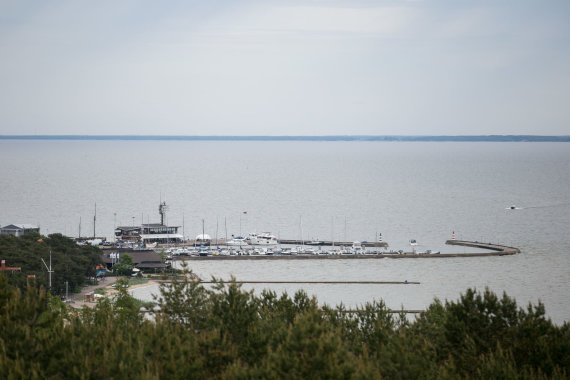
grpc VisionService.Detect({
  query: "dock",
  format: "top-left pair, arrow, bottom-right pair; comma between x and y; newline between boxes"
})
277,240 -> 388,247
194,280 -> 420,285
174,240 -> 520,260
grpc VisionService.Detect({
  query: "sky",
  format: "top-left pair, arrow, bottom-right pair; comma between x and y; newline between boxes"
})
1,0 -> 569,136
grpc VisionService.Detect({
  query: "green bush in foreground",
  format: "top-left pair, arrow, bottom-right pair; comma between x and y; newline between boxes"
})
0,270 -> 568,379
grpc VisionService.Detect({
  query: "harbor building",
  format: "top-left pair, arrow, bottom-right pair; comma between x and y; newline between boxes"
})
114,202 -> 183,244
101,250 -> 167,272
0,224 -> 40,237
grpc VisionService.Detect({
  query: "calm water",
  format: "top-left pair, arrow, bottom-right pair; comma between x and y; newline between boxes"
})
1,141 -> 569,324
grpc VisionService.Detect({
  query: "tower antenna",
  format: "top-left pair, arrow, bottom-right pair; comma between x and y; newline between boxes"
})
159,201 -> 168,226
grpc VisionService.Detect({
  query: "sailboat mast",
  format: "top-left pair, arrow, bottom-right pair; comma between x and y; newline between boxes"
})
300,216 -> 304,246
224,217 -> 228,243
216,217 -> 219,246
93,203 -> 96,238
331,216 -> 334,247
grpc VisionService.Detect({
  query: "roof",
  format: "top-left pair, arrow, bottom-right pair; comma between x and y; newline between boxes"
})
142,223 -> 180,227
1,224 -> 39,230
115,226 -> 140,231
101,250 -> 163,265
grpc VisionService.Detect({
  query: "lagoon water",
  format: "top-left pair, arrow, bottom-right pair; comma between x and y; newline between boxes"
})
1,140 -> 569,324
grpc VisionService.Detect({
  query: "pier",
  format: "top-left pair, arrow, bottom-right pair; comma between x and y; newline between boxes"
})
174,240 -> 520,260
194,280 -> 420,285
277,240 -> 388,247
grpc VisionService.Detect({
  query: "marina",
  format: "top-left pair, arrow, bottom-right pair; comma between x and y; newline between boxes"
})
169,240 -> 519,260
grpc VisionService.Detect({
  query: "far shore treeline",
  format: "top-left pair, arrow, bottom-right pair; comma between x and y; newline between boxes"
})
1,134 -> 570,142
0,235 -> 569,378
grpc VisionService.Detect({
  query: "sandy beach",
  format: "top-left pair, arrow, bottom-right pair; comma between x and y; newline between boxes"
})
69,277 -> 159,309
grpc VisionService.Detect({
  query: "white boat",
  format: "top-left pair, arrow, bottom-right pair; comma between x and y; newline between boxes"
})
218,249 -> 231,256
410,239 -> 418,246
247,233 -> 278,246
253,247 -> 268,255
351,241 -> 365,254
290,246 -> 303,255
170,247 -> 191,256
304,247 -> 317,255
226,236 -> 249,246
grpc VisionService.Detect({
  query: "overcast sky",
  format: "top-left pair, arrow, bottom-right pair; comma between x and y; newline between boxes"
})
1,1 -> 569,136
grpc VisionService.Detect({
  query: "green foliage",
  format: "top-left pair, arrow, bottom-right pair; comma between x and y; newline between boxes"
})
153,262 -> 211,332
1,268 -> 569,379
0,233 -> 101,295
112,253 -> 134,276
128,277 -> 149,286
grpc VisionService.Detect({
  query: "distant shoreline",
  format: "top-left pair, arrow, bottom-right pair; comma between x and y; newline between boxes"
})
1,135 -> 570,142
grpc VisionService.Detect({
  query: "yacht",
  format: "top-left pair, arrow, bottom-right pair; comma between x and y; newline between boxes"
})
351,241 -> 366,254
226,236 -> 248,246
247,233 -> 278,246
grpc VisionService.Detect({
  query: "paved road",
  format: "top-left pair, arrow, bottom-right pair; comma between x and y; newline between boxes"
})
69,276 -> 118,309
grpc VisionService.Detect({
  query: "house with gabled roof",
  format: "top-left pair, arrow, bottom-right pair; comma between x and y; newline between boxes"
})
0,224 -> 40,237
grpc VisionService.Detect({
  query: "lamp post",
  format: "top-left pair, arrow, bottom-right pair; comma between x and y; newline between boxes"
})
41,250 -> 54,289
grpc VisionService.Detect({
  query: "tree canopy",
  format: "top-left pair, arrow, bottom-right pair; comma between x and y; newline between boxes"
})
0,265 -> 568,379
0,232 -> 101,294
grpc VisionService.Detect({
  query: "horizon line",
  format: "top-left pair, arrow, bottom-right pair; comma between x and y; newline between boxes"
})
1,134 -> 570,142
